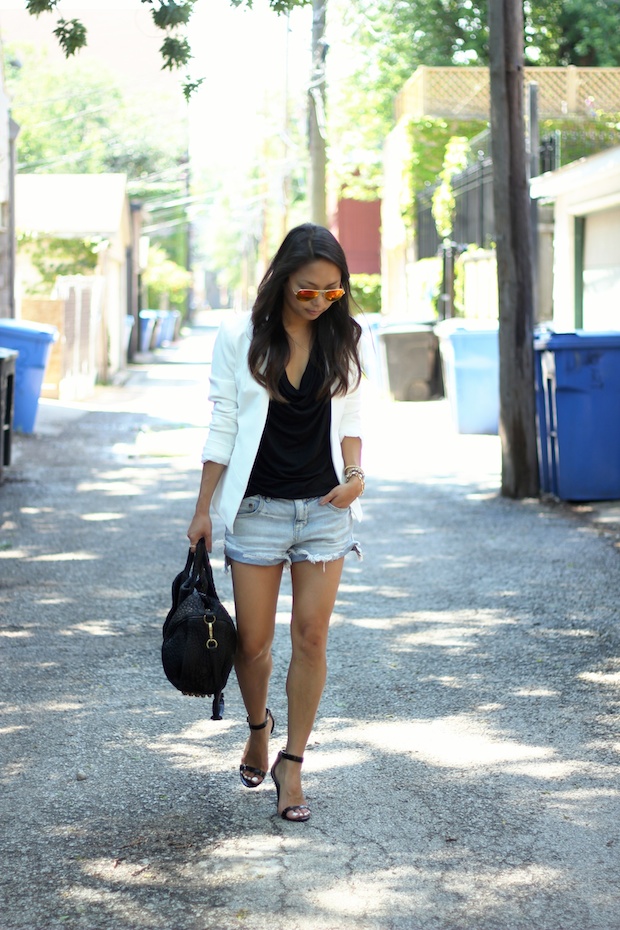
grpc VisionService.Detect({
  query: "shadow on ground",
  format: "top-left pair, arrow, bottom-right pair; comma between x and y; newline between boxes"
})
1,400 -> 619,930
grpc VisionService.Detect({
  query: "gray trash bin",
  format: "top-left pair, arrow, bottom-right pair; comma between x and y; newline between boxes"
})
378,322 -> 443,402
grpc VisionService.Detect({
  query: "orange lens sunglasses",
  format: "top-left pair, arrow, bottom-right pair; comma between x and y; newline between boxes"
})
293,287 -> 345,302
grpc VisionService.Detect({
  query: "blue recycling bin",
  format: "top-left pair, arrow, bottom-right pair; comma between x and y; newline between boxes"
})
534,328 -> 555,493
436,319 -> 499,434
138,310 -> 158,353
155,310 -> 180,347
534,328 -> 580,495
536,331 -> 620,501
167,310 -> 181,343
0,318 -> 58,434
125,315 -> 135,354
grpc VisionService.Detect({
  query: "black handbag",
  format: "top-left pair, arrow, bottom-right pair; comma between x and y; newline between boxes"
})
162,538 -> 237,720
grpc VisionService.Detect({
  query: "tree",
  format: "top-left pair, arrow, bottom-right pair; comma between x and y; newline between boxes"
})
17,233 -> 101,295
4,47 -> 185,179
143,245 -> 193,310
526,0 -> 620,67
431,137 -> 470,240
330,0 -> 620,197
308,0 -> 327,225
24,0 -> 310,99
4,43 -> 194,301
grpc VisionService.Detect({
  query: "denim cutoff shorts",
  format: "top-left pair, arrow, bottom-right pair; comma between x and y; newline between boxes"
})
224,495 -> 362,569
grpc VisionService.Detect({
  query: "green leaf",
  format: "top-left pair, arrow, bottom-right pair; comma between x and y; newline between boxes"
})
182,75 -> 205,102
151,1 -> 195,30
53,18 -> 87,57
160,36 -> 192,70
267,0 -> 306,11
229,0 -> 309,10
25,0 -> 59,14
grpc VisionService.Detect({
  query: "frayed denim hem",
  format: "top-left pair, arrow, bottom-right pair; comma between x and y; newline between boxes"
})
224,540 -> 363,573
291,539 -> 363,571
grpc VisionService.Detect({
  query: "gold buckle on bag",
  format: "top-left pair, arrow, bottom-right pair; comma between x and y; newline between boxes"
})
204,614 -> 218,650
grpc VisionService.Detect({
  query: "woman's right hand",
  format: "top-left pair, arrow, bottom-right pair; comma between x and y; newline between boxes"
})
187,510 -> 213,552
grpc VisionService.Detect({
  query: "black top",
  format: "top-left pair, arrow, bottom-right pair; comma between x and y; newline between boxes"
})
245,345 -> 338,499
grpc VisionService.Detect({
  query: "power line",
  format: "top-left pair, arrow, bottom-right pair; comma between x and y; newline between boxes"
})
20,102 -> 111,129
7,84 -> 112,109
144,193 -> 215,212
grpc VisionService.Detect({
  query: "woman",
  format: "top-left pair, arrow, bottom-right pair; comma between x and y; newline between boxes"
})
187,223 -> 365,823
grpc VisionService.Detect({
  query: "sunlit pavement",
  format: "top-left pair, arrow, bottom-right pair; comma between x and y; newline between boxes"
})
1,316 -> 619,930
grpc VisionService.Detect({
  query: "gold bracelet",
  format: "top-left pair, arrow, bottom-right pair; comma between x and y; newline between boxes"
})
344,466 -> 365,496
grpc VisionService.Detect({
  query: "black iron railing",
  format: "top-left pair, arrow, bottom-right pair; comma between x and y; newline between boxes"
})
416,127 -> 620,258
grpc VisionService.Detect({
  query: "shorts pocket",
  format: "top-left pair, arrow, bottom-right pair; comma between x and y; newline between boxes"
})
236,495 -> 264,517
325,501 -> 351,514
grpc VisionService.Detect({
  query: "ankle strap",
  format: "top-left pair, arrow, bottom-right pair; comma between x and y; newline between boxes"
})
247,708 -> 271,731
280,749 -> 304,764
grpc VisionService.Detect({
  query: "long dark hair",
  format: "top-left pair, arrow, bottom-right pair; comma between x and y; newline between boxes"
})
248,223 -> 362,401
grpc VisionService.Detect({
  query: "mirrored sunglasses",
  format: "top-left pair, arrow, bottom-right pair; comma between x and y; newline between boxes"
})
293,287 -> 345,302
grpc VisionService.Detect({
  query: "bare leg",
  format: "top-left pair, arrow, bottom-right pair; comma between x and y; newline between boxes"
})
273,557 -> 344,818
231,561 -> 283,783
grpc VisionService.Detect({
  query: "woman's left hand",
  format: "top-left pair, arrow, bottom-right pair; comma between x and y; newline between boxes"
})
320,479 -> 362,509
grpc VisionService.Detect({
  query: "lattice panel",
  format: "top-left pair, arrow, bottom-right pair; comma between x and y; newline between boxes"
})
428,68 -> 490,118
532,69 -> 570,117
396,67 -> 620,121
579,69 -> 620,113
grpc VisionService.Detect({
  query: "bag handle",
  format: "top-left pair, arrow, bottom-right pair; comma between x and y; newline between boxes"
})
192,537 -> 219,601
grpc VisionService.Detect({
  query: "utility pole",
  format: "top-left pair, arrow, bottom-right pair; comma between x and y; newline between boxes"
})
488,0 -> 539,499
528,81 -> 539,321
281,10 -> 291,240
8,118 -> 20,319
183,148 -> 194,323
308,0 -> 327,226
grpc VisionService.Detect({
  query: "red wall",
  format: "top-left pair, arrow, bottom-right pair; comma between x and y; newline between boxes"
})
332,199 -> 381,274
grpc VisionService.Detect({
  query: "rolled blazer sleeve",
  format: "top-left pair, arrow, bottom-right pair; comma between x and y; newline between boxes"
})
338,375 -> 363,442
201,320 -> 240,465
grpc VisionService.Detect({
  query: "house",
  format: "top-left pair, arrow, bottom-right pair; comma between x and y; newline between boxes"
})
383,66 -> 620,321
530,145 -> 620,332
330,198 -> 381,275
15,173 -> 139,394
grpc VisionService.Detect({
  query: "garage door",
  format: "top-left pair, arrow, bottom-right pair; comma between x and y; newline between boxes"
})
583,206 -> 620,330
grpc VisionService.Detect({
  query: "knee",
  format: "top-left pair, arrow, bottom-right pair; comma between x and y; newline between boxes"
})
292,624 -> 328,663
236,636 -> 271,665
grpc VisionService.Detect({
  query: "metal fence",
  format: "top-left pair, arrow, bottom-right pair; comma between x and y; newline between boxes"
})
539,128 -> 620,171
417,157 -> 495,259
417,128 -> 620,258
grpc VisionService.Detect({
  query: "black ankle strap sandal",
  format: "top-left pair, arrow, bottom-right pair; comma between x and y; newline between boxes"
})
248,709 -> 274,732
239,709 -> 274,789
270,749 -> 311,822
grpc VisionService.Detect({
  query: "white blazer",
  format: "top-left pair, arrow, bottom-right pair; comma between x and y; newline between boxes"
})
201,313 -> 364,532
